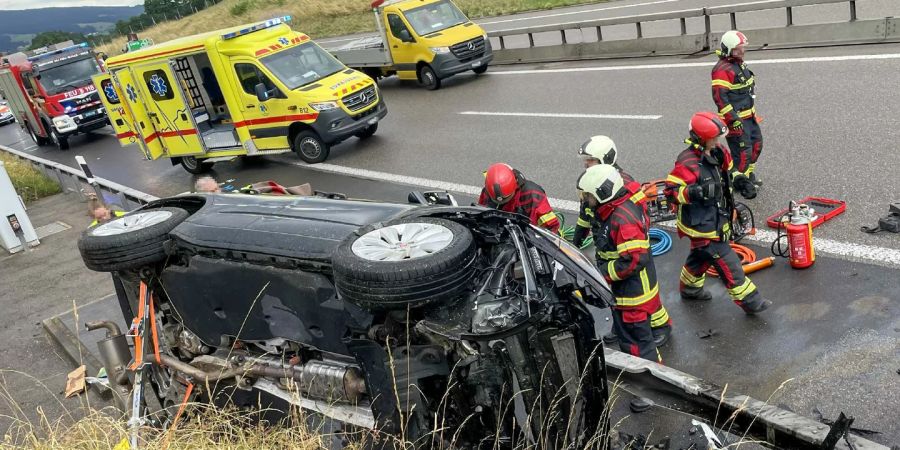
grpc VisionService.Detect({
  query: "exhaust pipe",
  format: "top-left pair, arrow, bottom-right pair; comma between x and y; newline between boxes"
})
85,320 -> 132,411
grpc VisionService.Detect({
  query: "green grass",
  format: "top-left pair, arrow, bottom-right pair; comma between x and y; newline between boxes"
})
99,0 -> 607,55
0,152 -> 61,204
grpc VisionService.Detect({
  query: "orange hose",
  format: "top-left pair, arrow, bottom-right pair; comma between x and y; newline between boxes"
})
707,243 -> 758,277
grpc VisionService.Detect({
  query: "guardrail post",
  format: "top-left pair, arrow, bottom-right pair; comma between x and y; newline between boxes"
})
702,8 -> 712,51
730,12 -> 737,30
636,21 -> 643,38
528,33 -> 535,48
596,26 -> 603,41
499,36 -> 506,50
849,0 -> 857,22
560,29 -> 567,44
680,17 -> 687,35
786,6 -> 794,26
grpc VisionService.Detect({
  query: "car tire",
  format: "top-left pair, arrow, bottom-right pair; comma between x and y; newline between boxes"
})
354,123 -> 378,140
180,156 -> 214,174
418,65 -> 441,91
473,65 -> 488,75
332,218 -> 477,310
78,207 -> 189,272
293,130 -> 330,163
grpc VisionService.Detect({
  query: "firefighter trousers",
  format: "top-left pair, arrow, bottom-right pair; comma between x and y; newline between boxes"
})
679,239 -> 765,311
611,308 -> 661,363
726,117 -> 763,175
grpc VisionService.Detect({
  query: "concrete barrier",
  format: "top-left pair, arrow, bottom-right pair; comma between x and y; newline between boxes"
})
489,0 -> 900,65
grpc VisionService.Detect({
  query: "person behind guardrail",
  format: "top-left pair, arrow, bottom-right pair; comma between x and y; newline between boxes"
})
194,176 -> 221,193
87,194 -> 125,227
577,164 -> 662,363
478,163 -> 560,234
573,136 -> 672,348
712,30 -> 762,199
665,112 -> 772,315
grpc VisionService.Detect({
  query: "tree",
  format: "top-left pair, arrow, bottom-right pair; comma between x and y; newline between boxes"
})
28,31 -> 87,50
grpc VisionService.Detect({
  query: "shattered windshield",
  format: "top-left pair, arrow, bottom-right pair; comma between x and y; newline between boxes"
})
261,42 -> 345,90
39,58 -> 100,95
404,0 -> 468,36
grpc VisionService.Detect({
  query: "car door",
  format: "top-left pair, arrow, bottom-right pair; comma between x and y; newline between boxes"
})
228,60 -> 292,151
113,67 -> 166,160
133,60 -> 205,157
385,12 -> 419,79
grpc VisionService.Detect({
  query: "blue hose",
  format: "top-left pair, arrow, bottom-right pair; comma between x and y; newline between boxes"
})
649,228 -> 672,256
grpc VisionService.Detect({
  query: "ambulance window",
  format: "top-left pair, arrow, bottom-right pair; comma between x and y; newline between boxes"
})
387,14 -> 412,41
100,79 -> 121,105
142,69 -> 174,101
234,63 -> 277,96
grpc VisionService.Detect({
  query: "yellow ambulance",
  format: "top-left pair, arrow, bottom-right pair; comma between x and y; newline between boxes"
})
93,16 -> 387,173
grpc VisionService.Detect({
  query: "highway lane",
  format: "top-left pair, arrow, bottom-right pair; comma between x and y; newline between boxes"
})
2,44 -> 899,256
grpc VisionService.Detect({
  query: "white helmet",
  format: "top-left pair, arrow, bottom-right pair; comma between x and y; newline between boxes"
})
577,164 -> 623,204
719,30 -> 748,57
578,135 -> 617,165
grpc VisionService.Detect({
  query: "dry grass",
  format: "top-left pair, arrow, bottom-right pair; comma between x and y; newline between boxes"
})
97,0 -> 607,55
0,152 -> 60,204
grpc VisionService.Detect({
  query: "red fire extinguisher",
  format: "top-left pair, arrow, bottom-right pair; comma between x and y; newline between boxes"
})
773,202 -> 816,269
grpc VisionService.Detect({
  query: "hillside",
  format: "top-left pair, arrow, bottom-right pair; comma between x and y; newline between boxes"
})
0,5 -> 144,53
97,0 -> 600,55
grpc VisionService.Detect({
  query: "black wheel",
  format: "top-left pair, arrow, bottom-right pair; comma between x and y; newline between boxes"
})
418,65 -> 441,91
332,218 -> 477,310
180,156 -> 214,174
354,123 -> 378,140
293,130 -> 329,163
78,207 -> 189,272
27,123 -> 50,146
50,129 -> 70,150
473,65 -> 488,75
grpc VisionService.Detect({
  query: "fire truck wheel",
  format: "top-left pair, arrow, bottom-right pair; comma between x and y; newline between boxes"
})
27,123 -> 50,146
179,156 -> 214,174
418,65 -> 441,90
50,130 -> 69,150
293,131 -> 329,164
78,207 -> 189,272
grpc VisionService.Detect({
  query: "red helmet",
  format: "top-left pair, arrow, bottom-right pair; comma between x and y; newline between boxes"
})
484,163 -> 518,204
689,111 -> 728,141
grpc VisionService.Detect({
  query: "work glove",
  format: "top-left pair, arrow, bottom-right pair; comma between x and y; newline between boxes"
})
733,174 -> 757,200
728,119 -> 743,137
572,225 -> 590,248
688,181 -> 722,204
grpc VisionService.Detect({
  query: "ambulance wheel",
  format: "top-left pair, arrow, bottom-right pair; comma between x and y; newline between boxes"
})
293,131 -> 329,164
50,130 -> 69,150
355,123 -> 378,140
473,65 -> 488,75
418,65 -> 441,91
180,156 -> 214,174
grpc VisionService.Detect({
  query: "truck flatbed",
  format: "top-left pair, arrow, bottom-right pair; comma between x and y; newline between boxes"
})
328,36 -> 393,68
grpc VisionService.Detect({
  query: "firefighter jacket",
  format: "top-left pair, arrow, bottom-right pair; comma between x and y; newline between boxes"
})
592,183 -> 661,315
574,166 -> 639,247
478,179 -> 560,233
711,56 -> 756,126
665,144 -> 735,241
89,210 -> 126,228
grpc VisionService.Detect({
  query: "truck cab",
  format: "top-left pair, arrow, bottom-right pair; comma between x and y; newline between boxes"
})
0,43 -> 109,150
331,0 -> 493,90
94,16 -> 387,173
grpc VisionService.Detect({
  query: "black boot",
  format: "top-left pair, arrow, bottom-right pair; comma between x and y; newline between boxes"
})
602,329 -> 619,344
739,298 -> 773,314
733,174 -> 757,200
681,287 -> 712,301
749,171 -> 762,187
652,326 -> 672,348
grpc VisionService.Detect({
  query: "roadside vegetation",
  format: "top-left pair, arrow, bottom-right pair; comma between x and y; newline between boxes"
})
98,0 -> 606,55
0,152 -> 60,203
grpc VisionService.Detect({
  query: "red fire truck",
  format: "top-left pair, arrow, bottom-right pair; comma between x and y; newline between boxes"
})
0,42 -> 109,150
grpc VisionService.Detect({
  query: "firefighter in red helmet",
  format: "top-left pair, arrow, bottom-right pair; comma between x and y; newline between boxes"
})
478,163 -> 561,234
665,112 -> 772,314
712,30 -> 761,199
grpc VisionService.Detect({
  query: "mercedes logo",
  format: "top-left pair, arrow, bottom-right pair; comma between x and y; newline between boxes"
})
467,41 -> 476,51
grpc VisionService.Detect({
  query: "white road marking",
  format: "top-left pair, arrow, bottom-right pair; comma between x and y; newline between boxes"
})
294,161 -> 900,267
21,145 -> 37,151
479,0 -> 680,26
460,111 -> 662,120
489,53 -> 900,75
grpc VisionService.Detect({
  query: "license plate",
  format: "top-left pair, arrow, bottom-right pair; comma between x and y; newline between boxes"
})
83,110 -> 97,118
368,117 -> 379,125
472,61 -> 482,68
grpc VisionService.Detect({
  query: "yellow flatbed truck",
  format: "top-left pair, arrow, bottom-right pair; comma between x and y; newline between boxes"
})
329,0 -> 493,90
93,16 -> 387,173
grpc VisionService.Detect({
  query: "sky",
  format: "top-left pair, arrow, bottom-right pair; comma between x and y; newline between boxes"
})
0,0 -> 142,9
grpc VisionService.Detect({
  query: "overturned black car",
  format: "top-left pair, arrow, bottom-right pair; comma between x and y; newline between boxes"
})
77,193 -> 885,450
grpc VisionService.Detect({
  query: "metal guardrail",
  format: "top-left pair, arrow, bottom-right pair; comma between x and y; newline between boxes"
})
0,144 -> 157,211
488,0 -> 895,64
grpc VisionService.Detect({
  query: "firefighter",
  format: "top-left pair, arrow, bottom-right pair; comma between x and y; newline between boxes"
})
478,163 -> 561,234
578,164 -> 662,362
712,30 -> 761,199
665,112 -> 772,314
573,136 -> 671,347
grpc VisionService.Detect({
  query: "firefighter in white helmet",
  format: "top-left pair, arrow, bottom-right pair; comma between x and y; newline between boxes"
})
578,164 -> 664,362
712,30 -> 761,199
